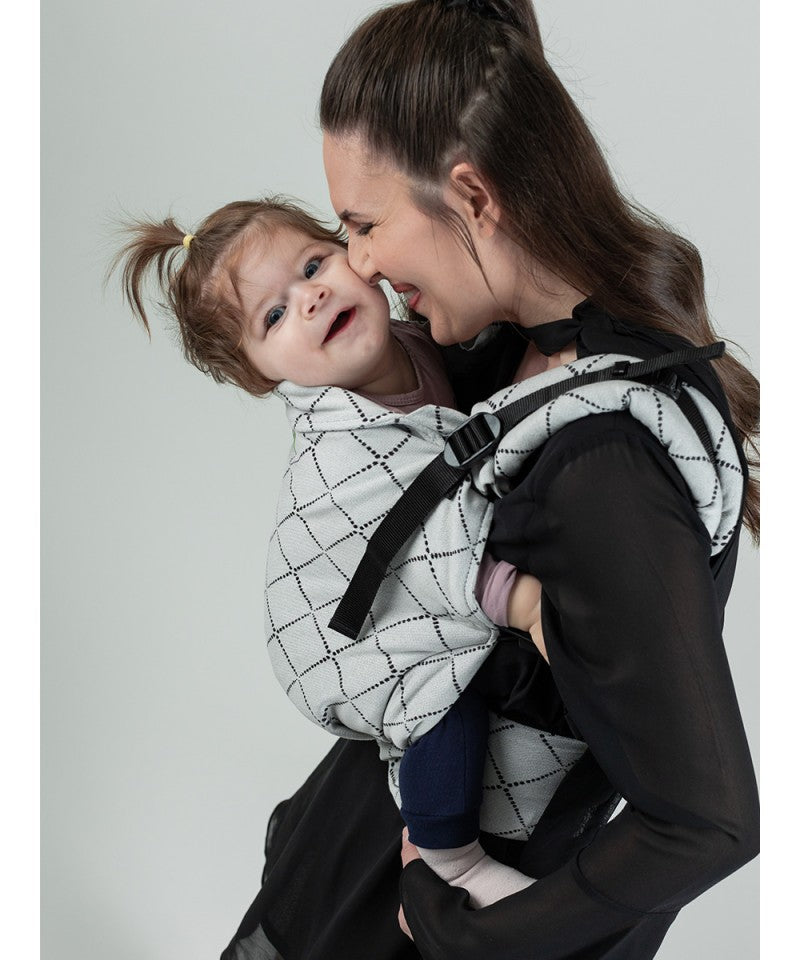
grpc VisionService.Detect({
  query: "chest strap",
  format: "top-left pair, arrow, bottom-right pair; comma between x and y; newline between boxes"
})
328,343 -> 725,641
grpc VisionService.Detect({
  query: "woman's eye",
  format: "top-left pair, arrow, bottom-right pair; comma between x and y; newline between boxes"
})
304,258 -> 322,279
266,306 -> 285,328
356,223 -> 374,237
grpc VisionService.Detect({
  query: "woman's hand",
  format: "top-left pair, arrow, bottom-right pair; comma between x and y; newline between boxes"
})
507,572 -> 548,662
398,827 -> 421,940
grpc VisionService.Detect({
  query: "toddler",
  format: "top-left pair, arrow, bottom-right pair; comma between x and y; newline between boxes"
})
113,197 -> 547,907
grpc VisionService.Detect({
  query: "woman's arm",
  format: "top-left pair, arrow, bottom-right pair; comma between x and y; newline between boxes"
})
400,416 -> 758,959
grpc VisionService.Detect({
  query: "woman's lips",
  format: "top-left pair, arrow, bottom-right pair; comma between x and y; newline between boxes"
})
391,283 -> 421,312
323,308 -> 355,343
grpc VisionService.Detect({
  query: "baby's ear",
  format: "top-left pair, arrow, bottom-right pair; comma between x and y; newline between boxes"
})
446,162 -> 501,238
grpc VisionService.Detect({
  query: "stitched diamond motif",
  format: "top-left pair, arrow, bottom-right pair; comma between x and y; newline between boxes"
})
266,388 -> 499,748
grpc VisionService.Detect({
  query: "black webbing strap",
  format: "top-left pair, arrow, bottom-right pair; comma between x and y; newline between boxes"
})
675,391 -> 717,461
328,342 -> 725,640
328,456 -> 469,639
488,342 -> 724,436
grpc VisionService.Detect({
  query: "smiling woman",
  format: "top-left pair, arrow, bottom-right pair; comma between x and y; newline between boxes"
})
323,137 -> 585,346
41,2 -> 758,959
220,2 -> 759,958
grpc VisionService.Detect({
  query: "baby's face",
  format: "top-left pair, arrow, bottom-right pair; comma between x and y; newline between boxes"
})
236,226 -> 392,389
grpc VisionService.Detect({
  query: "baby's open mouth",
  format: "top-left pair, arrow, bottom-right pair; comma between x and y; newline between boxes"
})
323,308 -> 355,343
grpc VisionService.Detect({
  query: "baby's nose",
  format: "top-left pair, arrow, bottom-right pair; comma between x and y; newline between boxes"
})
304,287 -> 328,316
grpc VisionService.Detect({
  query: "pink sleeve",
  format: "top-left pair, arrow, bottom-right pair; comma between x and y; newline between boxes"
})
474,553 -> 518,628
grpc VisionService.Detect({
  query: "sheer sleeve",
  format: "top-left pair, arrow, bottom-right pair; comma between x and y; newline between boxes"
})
400,414 -> 758,959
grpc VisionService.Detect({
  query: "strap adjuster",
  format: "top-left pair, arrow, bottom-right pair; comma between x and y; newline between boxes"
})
653,371 -> 683,400
443,412 -> 502,469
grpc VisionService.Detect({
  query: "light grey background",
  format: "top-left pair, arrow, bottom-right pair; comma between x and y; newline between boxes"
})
41,1 -> 759,957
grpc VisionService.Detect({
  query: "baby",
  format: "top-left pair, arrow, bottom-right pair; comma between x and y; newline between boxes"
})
114,197 -> 546,907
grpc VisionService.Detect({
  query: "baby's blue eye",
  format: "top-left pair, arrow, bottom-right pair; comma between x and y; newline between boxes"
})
304,258 -> 322,279
266,306 -> 285,327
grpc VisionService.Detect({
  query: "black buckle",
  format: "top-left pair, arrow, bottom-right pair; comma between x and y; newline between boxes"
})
443,412 -> 502,469
652,370 -> 683,400
611,360 -> 630,377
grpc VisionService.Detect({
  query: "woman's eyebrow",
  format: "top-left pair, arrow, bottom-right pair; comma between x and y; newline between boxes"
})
337,209 -> 364,223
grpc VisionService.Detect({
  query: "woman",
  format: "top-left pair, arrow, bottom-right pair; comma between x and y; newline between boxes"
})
222,2 -> 758,958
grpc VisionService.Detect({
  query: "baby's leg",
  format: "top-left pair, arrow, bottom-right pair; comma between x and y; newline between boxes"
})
398,687 -> 534,908
415,837 -> 535,909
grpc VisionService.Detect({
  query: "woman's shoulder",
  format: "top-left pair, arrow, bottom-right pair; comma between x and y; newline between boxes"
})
489,410 -> 716,576
512,409 -> 696,513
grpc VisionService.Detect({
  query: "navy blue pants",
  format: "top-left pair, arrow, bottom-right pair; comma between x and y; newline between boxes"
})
398,686 -> 488,849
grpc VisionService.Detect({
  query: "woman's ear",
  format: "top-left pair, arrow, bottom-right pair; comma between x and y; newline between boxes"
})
446,162 -> 501,237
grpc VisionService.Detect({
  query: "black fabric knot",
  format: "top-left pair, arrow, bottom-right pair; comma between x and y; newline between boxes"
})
515,315 -> 584,356
512,298 -> 731,417
514,299 -> 631,356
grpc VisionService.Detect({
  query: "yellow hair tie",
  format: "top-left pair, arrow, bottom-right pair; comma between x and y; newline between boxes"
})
182,233 -> 195,250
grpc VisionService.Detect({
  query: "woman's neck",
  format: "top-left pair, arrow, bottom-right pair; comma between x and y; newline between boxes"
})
501,264 -> 583,380
511,277 -> 585,330
489,236 -> 586,329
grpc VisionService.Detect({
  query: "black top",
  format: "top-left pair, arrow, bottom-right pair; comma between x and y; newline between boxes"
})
221,303 -> 758,960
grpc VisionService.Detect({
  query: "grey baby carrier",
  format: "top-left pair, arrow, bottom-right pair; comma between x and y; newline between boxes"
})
266,342 -> 743,841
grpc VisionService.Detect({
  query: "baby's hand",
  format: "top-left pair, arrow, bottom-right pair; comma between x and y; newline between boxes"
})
507,573 -> 548,662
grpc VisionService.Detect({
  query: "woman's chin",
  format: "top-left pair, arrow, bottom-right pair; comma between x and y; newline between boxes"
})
429,313 -> 487,347
424,312 -> 457,346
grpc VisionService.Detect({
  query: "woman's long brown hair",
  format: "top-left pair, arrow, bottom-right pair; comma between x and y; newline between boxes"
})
320,0 -> 759,540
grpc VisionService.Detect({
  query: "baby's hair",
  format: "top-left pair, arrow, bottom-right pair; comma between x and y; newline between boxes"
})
111,197 -> 347,396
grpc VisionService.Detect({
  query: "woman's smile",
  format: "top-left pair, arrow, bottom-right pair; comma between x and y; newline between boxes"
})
390,283 -> 421,312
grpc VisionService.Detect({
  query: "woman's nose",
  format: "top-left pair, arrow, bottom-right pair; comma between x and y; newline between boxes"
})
347,237 -> 382,287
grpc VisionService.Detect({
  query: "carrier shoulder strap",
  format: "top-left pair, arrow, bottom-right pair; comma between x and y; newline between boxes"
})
328,343 -> 725,641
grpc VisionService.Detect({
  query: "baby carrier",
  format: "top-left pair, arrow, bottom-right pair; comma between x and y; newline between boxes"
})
266,341 -> 743,841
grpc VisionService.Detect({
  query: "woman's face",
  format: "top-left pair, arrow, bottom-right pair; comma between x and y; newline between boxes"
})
323,133 -> 507,346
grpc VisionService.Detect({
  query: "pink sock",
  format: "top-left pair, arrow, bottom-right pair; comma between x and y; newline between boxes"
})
417,839 -> 535,908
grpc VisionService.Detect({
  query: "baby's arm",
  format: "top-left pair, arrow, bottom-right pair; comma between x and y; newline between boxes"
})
506,572 -> 547,662
475,554 -> 548,662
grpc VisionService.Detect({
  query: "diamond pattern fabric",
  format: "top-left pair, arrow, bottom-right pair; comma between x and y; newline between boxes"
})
266,354 -> 742,840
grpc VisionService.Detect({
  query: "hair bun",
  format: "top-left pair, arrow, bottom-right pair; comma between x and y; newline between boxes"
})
433,0 -> 528,32
443,0 -> 502,19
